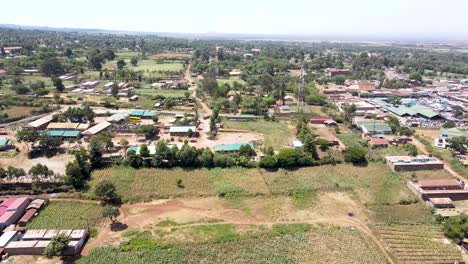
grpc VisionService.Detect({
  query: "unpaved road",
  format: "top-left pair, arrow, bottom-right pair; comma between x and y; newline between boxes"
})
411,136 -> 466,180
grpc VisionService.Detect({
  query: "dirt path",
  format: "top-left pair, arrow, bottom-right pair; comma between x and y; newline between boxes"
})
82,197 -> 395,264
411,136 -> 465,180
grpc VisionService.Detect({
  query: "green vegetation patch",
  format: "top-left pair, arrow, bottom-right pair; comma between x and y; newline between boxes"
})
223,119 -> 291,149
27,201 -> 103,230
77,225 -> 387,264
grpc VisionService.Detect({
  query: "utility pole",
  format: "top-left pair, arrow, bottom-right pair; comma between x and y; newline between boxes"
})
298,65 -> 305,114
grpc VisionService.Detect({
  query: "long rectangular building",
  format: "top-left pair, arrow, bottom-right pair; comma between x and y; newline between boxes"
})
386,155 -> 444,171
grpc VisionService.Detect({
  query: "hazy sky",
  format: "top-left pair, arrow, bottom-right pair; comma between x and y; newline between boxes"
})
2,0 -> 468,39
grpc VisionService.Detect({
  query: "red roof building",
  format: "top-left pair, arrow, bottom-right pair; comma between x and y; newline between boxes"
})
0,69 -> 7,76
370,138 -> 390,148
310,117 -> 333,124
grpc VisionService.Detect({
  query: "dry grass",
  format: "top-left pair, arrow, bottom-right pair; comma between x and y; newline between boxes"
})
223,119 -> 291,149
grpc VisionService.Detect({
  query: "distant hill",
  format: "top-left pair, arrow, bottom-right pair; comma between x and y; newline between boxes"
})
1,23 -> 468,45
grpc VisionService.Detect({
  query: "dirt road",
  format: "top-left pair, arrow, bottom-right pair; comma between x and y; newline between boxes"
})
411,136 -> 465,180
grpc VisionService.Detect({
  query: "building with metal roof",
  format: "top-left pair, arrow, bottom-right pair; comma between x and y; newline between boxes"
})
106,112 -> 129,123
24,115 -> 53,130
440,128 -> 468,140
227,114 -> 256,121
355,121 -> 392,135
169,126 -> 197,137
214,143 -> 254,153
41,130 -> 81,140
82,122 -> 112,137
0,138 -> 11,150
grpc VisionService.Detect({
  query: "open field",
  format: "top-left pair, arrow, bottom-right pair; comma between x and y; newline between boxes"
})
377,224 -> 462,264
103,59 -> 184,72
115,51 -> 141,58
136,88 -> 188,98
223,119 -> 291,149
78,224 -> 388,264
27,200 -> 103,231
3,106 -> 39,119
217,77 -> 247,86
89,163 -> 450,212
149,53 -> 192,60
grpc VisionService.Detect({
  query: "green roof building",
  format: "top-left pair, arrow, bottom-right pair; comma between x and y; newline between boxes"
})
227,114 -> 256,121
0,139 -> 11,150
440,128 -> 468,140
214,143 -> 254,153
130,110 -> 145,117
356,121 -> 392,135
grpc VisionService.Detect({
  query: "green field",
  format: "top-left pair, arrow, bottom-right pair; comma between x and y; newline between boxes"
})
77,224 -> 387,264
223,119 -> 291,149
377,224 -> 462,263
217,77 -> 247,86
89,163 -> 449,219
136,88 -> 188,98
27,201 -> 104,230
115,51 -> 141,58
103,59 -> 184,72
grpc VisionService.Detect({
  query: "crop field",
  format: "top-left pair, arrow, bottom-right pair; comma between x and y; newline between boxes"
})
77,225 -> 388,264
115,51 -> 141,58
376,224 -> 462,264
223,119 -> 291,149
103,59 -> 184,72
90,163 -> 435,206
150,53 -> 192,60
90,167 -> 269,202
136,88 -> 188,98
27,201 -> 103,230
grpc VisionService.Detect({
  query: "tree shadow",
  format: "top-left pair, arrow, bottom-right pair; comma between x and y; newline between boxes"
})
110,221 -> 128,232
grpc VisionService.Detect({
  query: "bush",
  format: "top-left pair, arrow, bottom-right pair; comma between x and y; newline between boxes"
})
259,155 -> 277,169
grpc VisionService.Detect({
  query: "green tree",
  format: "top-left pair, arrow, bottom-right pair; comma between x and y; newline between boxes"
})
16,130 -> 39,150
405,144 -> 418,156
127,150 -> 142,168
449,136 -> 467,154
442,121 -> 456,129
102,205 -> 120,224
177,143 -> 198,167
134,125 -> 158,140
117,59 -> 126,70
65,149 -> 91,189
348,145 -> 367,164
39,137 -> 63,150
52,77 -> 65,92
259,155 -> 277,169
239,144 -> 254,157
111,83 -> 119,98
44,234 -> 70,258
28,164 -> 53,183
198,148 -> 214,167
94,180 -> 118,203
139,144 -> 150,158
130,57 -> 138,66
40,58 -> 65,76
277,149 -> 299,168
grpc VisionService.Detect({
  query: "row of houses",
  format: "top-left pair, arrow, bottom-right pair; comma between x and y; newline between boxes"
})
0,229 -> 88,256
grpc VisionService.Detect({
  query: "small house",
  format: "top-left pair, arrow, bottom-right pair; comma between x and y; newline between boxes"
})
169,126 -> 197,137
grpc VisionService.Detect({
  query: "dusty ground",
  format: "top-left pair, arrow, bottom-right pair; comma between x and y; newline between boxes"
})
0,145 -> 74,175
81,192 -> 392,263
